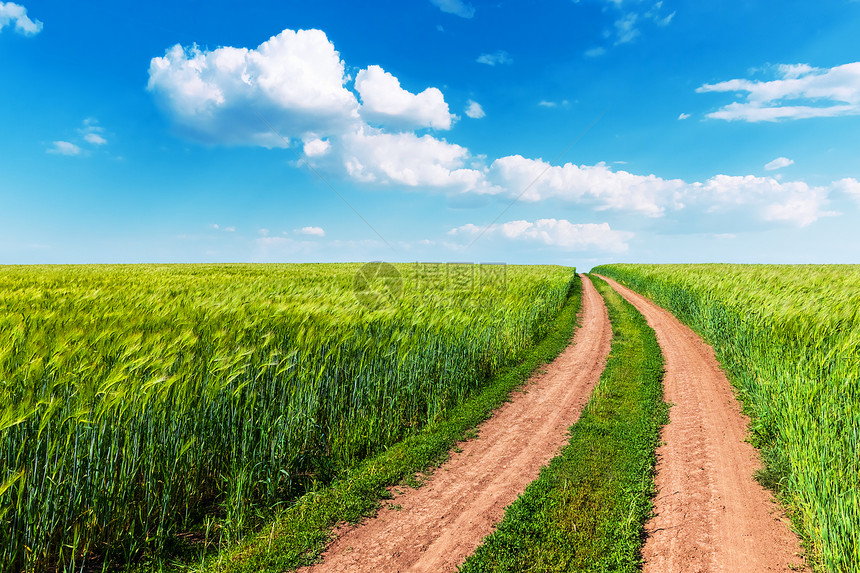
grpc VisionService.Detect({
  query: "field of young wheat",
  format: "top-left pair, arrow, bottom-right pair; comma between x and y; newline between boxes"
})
0,263 -> 575,572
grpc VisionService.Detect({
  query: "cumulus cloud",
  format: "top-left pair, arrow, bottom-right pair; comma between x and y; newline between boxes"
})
697,62 -> 860,121
295,226 -> 325,237
47,141 -> 81,156
303,137 -> 331,157
339,126 -> 489,190
429,0 -> 475,18
355,65 -> 454,130
485,155 -> 686,217
147,29 -> 360,145
0,2 -> 42,35
145,27 -> 841,231
477,51 -> 513,66
465,99 -> 485,118
450,219 -> 634,253
832,178 -> 860,202
764,157 -> 794,171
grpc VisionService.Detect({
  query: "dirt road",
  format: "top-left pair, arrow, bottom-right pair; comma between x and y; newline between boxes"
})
599,276 -> 807,573
300,275 -> 612,572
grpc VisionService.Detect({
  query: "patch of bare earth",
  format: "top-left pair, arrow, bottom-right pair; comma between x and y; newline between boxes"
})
299,275 -> 611,572
599,276 -> 808,573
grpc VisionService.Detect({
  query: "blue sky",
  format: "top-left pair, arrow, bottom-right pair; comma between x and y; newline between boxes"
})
2,0 -> 860,268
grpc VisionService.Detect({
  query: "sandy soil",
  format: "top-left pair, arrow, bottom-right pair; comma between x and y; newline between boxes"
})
299,275 -> 612,572
599,275 -> 808,573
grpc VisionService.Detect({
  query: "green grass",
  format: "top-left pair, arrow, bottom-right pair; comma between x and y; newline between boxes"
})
175,271 -> 584,572
0,263 -> 576,573
458,275 -> 667,573
591,264 -> 860,573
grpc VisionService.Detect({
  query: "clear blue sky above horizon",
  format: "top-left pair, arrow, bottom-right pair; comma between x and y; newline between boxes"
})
2,0 -> 859,269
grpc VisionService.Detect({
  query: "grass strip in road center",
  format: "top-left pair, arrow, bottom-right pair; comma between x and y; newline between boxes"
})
459,275 -> 668,573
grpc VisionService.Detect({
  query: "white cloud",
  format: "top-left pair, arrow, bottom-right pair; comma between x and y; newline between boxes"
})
450,219 -> 634,253
764,157 -> 794,171
697,62 -> 860,121
477,51 -> 513,66
584,46 -> 607,58
429,0 -> 475,18
614,13 -> 640,44
355,65 -> 453,130
47,141 -> 82,156
465,99 -> 485,119
147,29 -> 360,145
692,174 -> 832,227
295,226 -> 325,237
678,112 -> 691,120
210,223 -> 235,232
303,137 -> 331,157
0,2 -> 42,35
833,178 -> 860,202
486,155 -> 686,217
78,118 -> 108,146
339,126 -> 488,190
84,133 -> 107,145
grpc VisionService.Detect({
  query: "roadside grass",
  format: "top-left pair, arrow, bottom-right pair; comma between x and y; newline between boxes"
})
160,276 -> 584,573
458,275 -> 668,573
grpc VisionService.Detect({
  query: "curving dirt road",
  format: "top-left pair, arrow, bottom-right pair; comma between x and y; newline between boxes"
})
299,275 -> 612,572
599,276 -> 808,573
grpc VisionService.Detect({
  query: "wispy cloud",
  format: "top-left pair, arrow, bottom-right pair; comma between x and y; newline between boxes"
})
47,141 -> 82,156
764,157 -> 794,171
449,219 -> 634,253
0,2 -> 42,36
697,62 -> 860,121
477,50 -> 513,66
465,100 -> 485,118
678,112 -> 691,120
429,0 -> 475,18
295,226 -> 326,237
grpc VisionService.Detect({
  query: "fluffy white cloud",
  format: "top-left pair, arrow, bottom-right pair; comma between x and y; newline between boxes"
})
450,219 -> 634,253
355,65 -> 453,130
691,175 -> 832,227
303,137 -> 331,157
0,2 -> 41,35
486,155 -> 686,216
47,141 -> 81,156
477,51 -> 513,66
832,178 -> 860,202
465,100 -> 485,119
764,157 -> 793,171
430,0 -> 475,18
478,155 -> 837,227
697,62 -> 860,121
147,29 -> 360,145
678,112 -> 691,120
339,126 -> 488,190
295,226 -> 325,237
